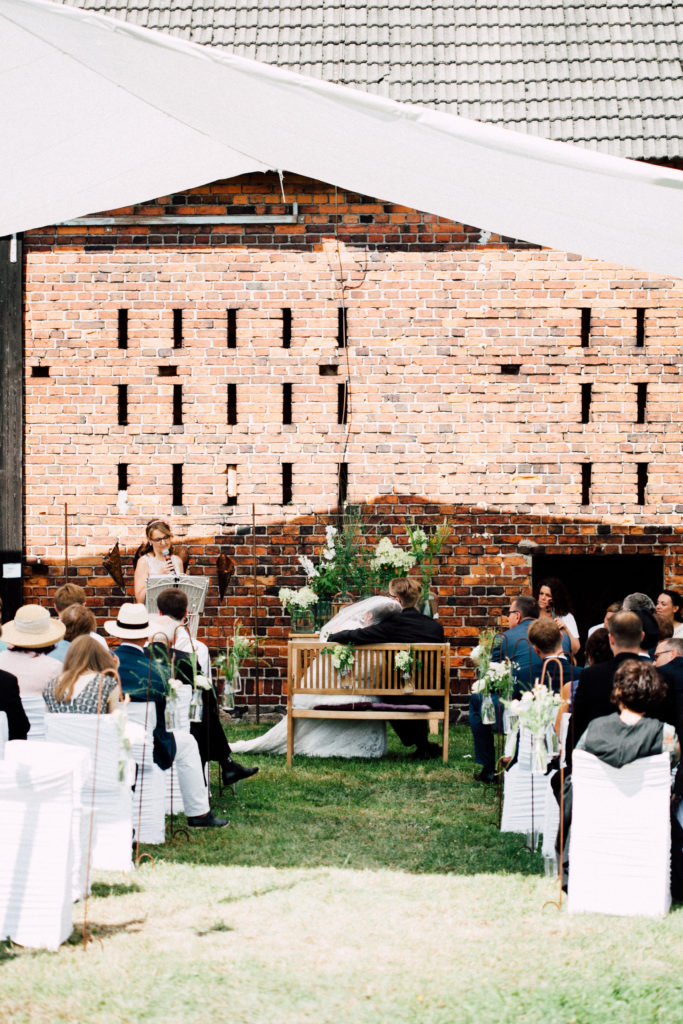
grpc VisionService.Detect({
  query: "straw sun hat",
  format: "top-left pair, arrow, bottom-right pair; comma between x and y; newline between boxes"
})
104,603 -> 151,640
2,604 -> 66,648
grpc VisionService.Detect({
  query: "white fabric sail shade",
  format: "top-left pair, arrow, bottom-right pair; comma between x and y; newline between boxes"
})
1,0 -> 682,278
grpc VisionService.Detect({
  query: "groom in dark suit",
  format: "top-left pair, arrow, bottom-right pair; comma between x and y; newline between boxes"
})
327,576 -> 445,759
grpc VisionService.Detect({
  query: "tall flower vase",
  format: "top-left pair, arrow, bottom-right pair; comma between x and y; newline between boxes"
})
531,734 -> 549,774
481,694 -> 496,726
313,599 -> 332,630
289,608 -> 315,634
421,591 -> 437,618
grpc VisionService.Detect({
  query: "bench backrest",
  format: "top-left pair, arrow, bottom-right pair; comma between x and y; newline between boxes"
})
288,641 -> 450,698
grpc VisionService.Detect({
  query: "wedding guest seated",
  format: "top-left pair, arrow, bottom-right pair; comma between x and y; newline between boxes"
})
148,587 -> 258,787
49,604 -> 97,664
468,596 -> 571,783
0,604 -> 64,697
43,635 -> 121,714
53,582 -> 107,648
584,627 -> 613,669
105,603 -> 227,828
569,610 -> 644,760
561,659 -> 679,892
0,622 -> 30,739
656,590 -> 683,639
326,576 -> 445,759
653,637 -> 683,901
535,577 -> 580,655
527,618 -> 580,694
587,600 -> 622,639
623,592 -> 659,654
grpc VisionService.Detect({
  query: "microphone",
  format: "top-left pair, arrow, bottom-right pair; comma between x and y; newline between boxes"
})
162,548 -> 179,583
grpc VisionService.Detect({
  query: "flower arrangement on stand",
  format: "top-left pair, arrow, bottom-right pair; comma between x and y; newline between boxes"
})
369,537 -> 416,590
404,519 -> 451,615
395,647 -> 420,692
503,682 -> 561,773
213,621 -> 256,709
470,628 -> 516,724
278,585 -> 319,633
324,643 -> 356,688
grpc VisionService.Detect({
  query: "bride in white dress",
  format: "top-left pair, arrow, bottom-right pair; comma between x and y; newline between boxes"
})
230,596 -> 401,758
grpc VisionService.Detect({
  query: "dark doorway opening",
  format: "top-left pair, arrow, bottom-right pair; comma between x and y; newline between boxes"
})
532,554 -> 664,652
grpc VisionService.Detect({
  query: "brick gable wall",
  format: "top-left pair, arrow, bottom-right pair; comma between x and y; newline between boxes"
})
21,172 -> 683,705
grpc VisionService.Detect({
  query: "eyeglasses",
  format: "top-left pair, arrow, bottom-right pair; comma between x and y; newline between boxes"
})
654,648 -> 672,661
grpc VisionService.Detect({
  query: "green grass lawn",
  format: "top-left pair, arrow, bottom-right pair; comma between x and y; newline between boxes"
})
1,724 -> 681,1024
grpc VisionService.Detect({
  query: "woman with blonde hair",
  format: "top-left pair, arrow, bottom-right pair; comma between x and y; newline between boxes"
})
43,635 -> 121,714
134,519 -> 184,603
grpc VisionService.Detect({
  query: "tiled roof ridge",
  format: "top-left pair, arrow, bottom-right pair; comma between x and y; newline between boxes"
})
51,0 -> 683,159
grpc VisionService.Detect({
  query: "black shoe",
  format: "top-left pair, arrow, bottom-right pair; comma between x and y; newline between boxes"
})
473,769 -> 496,784
187,811 -> 229,828
222,758 -> 259,786
414,742 -> 442,761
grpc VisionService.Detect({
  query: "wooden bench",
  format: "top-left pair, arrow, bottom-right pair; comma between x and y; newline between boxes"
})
286,640 -> 450,765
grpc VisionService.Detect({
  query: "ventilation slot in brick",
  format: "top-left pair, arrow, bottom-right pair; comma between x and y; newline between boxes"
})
636,308 -> 645,348
338,462 -> 348,506
637,462 -> 648,506
581,308 -> 591,348
282,383 -> 292,425
282,462 -> 293,505
227,308 -> 237,349
500,364 -> 521,376
173,384 -> 183,426
118,463 -> 128,490
319,364 -> 338,376
227,383 -> 237,425
31,366 -> 49,377
337,307 -> 348,349
581,383 -> 592,424
282,308 -> 292,349
172,464 -> 183,507
581,463 -> 592,506
636,383 -> 647,424
118,309 -> 128,350
173,309 -> 183,349
117,384 -> 128,426
226,465 -> 237,507
158,365 -> 177,377
337,382 -> 348,425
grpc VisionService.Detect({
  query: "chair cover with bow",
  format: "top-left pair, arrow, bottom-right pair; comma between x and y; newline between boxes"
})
0,711 -> 8,758
568,750 -> 671,917
500,727 -> 548,838
124,701 -> 166,844
0,757 -> 75,949
4,739 -> 92,902
21,695 -> 47,741
45,714 -> 134,872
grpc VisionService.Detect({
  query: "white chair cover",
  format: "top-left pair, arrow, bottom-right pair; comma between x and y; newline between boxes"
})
21,695 -> 47,741
500,728 -> 548,835
568,750 -> 672,917
540,714 -> 571,859
125,701 -> 166,845
0,711 -> 8,758
45,714 -> 133,873
0,757 -> 75,949
165,686 -> 192,815
4,739 -> 92,902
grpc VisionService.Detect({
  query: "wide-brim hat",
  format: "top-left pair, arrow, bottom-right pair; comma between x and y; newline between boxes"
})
105,603 -> 151,640
2,604 -> 66,648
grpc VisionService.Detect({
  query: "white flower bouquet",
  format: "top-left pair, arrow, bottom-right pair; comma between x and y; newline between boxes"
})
327,643 -> 356,677
278,585 -> 319,612
503,682 -> 561,772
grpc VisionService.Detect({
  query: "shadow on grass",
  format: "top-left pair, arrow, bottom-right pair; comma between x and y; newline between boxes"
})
90,881 -> 143,899
138,725 -> 546,879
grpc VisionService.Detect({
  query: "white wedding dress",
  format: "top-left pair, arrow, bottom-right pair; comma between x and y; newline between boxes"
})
230,596 -> 401,759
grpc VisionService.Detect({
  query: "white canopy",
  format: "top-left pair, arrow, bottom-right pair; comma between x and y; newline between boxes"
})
1,0 -> 682,278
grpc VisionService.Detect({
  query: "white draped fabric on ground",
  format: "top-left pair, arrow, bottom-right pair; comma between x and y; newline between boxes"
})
231,597 -> 401,759
1,0 -> 682,277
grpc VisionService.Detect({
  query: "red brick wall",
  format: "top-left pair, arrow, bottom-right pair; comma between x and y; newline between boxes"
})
22,500 -> 683,708
21,171 -> 683,706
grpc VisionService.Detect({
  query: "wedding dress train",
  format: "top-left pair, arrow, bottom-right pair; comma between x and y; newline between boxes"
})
230,597 -> 401,759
